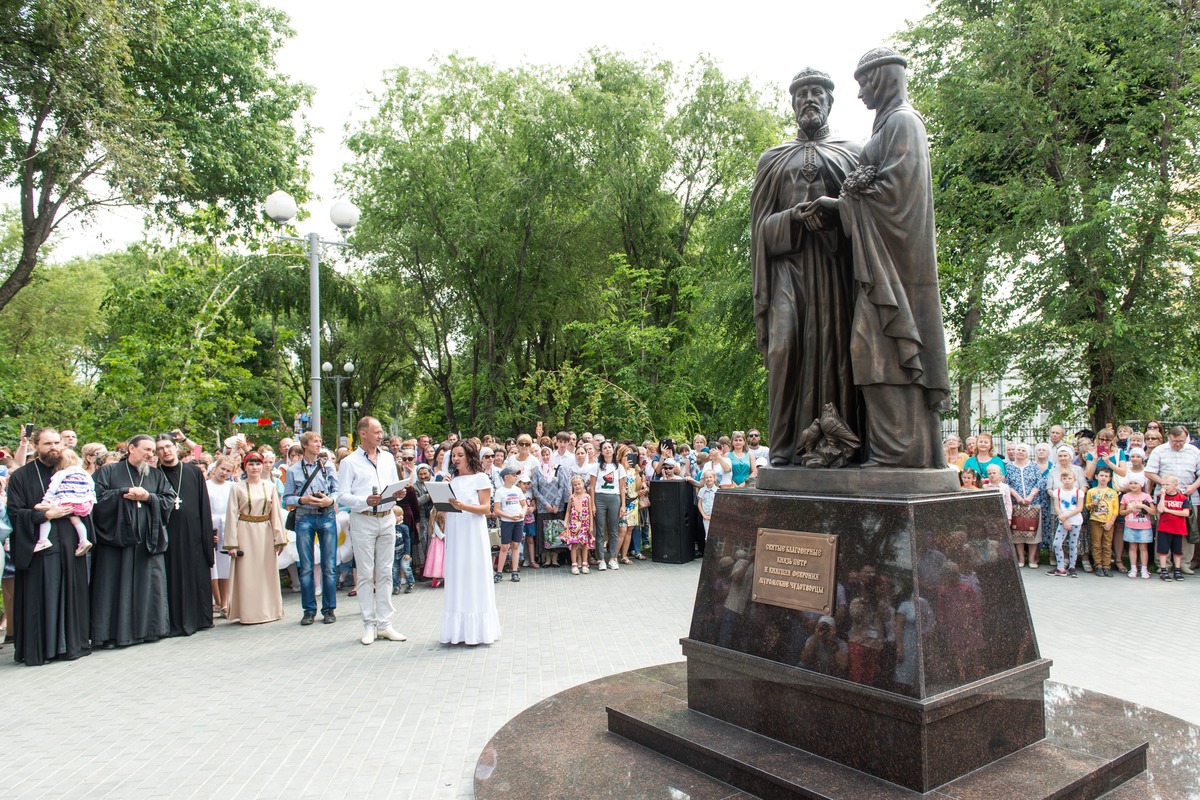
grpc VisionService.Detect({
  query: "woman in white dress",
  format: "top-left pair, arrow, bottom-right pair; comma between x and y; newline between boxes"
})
442,440 -> 502,645
206,455 -> 237,617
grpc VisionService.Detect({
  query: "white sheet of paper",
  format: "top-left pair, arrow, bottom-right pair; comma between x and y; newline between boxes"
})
424,480 -> 462,513
374,478 -> 411,512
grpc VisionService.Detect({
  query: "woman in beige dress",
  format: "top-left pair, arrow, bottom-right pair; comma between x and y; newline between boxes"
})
224,452 -> 286,624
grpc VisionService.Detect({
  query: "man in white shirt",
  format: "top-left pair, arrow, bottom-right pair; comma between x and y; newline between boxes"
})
747,429 -> 770,463
1145,425 -> 1200,573
337,416 -> 411,645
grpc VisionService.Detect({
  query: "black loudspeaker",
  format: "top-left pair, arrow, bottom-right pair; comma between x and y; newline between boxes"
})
650,480 -> 695,564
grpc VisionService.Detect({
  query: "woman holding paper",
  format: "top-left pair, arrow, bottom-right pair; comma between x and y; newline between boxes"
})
440,440 -> 502,645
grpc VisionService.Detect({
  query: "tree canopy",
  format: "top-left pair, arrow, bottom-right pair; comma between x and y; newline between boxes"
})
902,0 -> 1200,432
344,52 -> 784,438
0,0 -> 313,311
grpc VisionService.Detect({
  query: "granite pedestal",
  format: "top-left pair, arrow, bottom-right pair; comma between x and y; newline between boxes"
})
606,469 -> 1146,797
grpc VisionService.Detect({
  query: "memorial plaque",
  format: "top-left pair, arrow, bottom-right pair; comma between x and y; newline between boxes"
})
751,528 -> 838,614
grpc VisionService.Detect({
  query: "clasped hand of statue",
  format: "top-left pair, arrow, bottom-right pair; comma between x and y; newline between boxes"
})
794,196 -> 839,230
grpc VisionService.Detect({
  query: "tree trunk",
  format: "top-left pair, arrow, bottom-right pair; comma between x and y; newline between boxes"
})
0,228 -> 50,312
955,269 -> 984,440
468,338 -> 479,430
957,377 -> 974,441
485,325 -> 499,431
271,313 -> 285,425
1087,348 -> 1115,434
437,374 -> 457,433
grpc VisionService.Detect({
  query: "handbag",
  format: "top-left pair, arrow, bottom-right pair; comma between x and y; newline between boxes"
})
1011,504 -> 1040,532
284,462 -> 323,532
543,517 -> 567,549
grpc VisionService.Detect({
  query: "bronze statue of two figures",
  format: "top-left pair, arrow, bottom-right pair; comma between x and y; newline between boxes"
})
753,47 -> 949,470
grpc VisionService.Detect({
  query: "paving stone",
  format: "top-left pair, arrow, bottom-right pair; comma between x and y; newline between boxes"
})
2,557 -> 1197,798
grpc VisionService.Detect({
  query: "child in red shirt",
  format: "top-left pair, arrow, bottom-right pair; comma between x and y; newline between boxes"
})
1155,474 -> 1192,581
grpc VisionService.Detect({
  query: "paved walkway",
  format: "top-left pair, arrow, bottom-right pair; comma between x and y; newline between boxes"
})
2,557 -> 1198,799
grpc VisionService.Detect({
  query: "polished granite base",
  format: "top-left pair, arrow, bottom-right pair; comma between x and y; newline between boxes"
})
474,663 -> 1195,800
756,466 -> 962,495
682,639 -> 1052,791
685,488 -> 1050,790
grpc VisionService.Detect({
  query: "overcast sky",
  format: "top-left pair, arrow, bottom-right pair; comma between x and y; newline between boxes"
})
35,0 -> 933,261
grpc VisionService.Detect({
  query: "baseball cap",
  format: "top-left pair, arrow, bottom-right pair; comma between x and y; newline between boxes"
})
499,467 -> 520,478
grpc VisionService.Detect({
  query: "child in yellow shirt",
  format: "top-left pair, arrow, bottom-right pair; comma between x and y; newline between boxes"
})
1085,467 -> 1120,576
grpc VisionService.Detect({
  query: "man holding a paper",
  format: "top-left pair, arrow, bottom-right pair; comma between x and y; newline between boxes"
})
337,416 -> 411,646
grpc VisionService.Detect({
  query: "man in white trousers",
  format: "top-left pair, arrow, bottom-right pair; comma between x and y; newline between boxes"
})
337,416 -> 410,645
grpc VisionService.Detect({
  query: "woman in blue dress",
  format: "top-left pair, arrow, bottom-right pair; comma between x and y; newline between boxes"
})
728,431 -> 758,488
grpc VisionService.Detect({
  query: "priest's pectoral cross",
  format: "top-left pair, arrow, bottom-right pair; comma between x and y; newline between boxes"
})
174,496 -> 182,511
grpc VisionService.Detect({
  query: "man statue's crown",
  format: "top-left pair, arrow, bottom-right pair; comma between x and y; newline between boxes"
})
854,47 -> 907,79
789,68 -> 834,95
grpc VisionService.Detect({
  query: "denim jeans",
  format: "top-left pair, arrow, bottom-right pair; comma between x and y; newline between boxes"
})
296,510 -> 338,615
393,523 -> 414,586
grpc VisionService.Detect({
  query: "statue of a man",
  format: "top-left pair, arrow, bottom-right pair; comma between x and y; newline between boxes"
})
800,48 -> 950,468
752,68 -> 863,467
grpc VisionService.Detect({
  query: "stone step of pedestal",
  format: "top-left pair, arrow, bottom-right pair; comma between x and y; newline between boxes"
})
608,692 -> 1147,800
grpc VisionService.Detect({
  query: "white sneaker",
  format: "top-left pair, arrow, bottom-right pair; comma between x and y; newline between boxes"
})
608,559 -> 620,570
377,626 -> 407,642
1140,567 -> 1151,579
598,560 -> 608,571
361,626 -> 376,646
1128,567 -> 1139,579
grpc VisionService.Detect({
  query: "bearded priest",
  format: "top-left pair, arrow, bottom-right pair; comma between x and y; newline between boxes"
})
156,433 -> 215,636
6,427 -> 91,666
91,433 -> 177,649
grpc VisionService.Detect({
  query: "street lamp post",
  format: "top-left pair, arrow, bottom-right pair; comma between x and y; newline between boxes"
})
263,191 -> 360,437
323,361 -> 355,446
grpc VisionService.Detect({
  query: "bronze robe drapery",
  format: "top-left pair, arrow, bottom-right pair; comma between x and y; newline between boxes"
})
838,101 -> 950,468
752,129 -> 863,464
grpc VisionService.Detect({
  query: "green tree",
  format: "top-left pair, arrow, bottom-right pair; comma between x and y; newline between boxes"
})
86,244 -> 259,439
0,211 -> 108,431
902,0 -> 1200,430
0,0 -> 313,311
345,56 -> 602,433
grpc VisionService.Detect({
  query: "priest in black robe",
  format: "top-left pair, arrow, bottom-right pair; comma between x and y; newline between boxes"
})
752,68 -> 863,466
6,427 -> 91,666
156,434 -> 214,636
799,49 -> 951,468
91,433 -> 176,648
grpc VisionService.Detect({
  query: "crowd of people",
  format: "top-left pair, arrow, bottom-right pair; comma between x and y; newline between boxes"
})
6,414 -> 1189,669
0,420 -> 772,666
945,422 -> 1200,581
